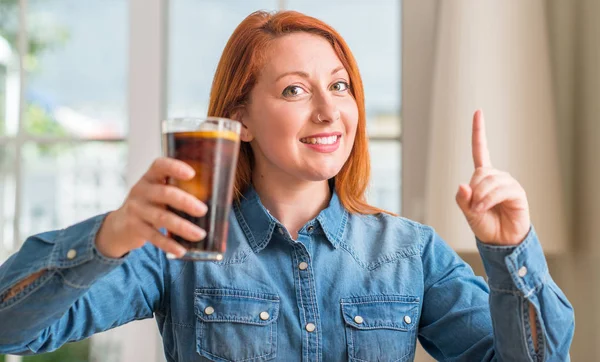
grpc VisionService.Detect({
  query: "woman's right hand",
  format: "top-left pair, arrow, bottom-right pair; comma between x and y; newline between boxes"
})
95,157 -> 207,259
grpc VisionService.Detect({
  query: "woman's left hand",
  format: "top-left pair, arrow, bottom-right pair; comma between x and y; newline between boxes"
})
455,110 -> 531,246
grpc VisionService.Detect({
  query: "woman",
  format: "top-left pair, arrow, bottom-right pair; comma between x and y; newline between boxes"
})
0,10 -> 573,361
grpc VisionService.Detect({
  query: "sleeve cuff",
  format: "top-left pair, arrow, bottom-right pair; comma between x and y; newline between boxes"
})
477,225 -> 549,296
50,213 -> 127,288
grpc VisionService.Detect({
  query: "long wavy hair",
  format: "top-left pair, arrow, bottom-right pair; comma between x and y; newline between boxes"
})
207,10 -> 391,215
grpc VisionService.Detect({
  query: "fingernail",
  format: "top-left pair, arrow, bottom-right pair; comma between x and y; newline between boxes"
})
166,247 -> 187,259
196,202 -> 207,214
176,247 -> 187,257
185,167 -> 195,178
193,227 -> 206,240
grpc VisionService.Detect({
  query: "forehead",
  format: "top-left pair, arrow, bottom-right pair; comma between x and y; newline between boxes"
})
261,32 -> 345,78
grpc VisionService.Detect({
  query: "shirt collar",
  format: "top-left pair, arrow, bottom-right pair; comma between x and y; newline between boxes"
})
233,185 -> 348,253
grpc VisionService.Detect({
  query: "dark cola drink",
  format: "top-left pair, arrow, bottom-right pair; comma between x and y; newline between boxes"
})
162,119 -> 240,261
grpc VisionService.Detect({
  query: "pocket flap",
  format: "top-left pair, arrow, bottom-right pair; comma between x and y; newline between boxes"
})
195,288 -> 280,326
341,295 -> 420,331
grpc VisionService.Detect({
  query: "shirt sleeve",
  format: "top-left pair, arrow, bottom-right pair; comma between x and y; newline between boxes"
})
417,224 -> 574,361
0,213 -> 168,355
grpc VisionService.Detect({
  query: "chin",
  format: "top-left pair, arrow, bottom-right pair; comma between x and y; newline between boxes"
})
301,165 -> 342,182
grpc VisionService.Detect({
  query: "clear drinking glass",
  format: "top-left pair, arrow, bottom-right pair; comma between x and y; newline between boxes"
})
161,117 -> 241,261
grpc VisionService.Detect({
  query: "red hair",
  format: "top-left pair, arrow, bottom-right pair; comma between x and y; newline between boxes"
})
208,10 -> 392,215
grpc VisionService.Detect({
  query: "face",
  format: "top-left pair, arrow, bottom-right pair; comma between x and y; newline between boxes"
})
238,32 -> 359,183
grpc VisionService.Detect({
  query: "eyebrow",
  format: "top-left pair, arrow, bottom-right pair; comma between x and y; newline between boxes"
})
274,66 -> 346,82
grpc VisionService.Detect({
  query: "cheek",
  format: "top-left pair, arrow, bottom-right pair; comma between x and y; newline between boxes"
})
250,111 -> 302,159
251,101 -> 307,143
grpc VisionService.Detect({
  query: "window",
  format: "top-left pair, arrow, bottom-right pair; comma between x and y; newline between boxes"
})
0,0 -> 128,257
0,0 -> 128,360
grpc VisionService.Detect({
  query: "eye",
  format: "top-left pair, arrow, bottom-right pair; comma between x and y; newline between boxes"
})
282,85 -> 306,98
330,81 -> 350,92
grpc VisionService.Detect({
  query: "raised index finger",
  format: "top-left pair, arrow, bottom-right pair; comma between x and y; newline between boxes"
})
472,109 -> 492,168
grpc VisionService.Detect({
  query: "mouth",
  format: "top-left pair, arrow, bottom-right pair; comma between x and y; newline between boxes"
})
299,134 -> 342,145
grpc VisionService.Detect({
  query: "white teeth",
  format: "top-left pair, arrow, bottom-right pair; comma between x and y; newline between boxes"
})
301,135 -> 339,145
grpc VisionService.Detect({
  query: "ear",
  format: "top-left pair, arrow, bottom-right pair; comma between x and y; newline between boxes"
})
230,106 -> 254,142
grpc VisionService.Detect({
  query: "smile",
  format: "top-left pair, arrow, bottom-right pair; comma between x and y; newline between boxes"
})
300,135 -> 340,145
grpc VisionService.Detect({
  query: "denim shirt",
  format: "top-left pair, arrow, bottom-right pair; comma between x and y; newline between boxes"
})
0,187 -> 574,361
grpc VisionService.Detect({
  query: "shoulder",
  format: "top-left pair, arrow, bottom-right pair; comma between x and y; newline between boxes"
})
345,212 -> 433,247
339,212 -> 434,268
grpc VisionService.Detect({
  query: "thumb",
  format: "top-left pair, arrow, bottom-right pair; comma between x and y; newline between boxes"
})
455,184 -> 473,216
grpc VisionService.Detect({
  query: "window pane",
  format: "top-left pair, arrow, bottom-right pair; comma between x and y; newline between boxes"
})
25,0 -> 128,138
0,1 -> 20,137
369,141 -> 401,214
20,142 -> 127,240
0,144 -> 16,260
286,0 -> 401,138
168,0 -> 278,117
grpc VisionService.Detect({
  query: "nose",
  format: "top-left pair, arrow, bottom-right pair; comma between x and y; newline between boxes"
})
315,111 -> 341,123
312,102 -> 341,124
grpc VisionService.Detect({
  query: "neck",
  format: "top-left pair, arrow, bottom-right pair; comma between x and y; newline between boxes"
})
252,172 -> 331,239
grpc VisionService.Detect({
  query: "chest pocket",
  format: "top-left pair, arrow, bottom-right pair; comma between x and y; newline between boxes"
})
195,288 -> 280,362
341,295 -> 420,362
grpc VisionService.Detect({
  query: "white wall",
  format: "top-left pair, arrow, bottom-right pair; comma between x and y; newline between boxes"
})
547,0 -> 600,359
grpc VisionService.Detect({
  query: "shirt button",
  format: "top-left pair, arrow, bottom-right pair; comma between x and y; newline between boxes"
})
204,306 -> 215,315
298,262 -> 308,270
260,311 -> 270,320
66,249 -> 77,260
518,266 -> 528,277
305,323 -> 316,332
278,227 -> 284,235
354,315 -> 364,324
404,315 -> 412,324
307,226 -> 314,232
